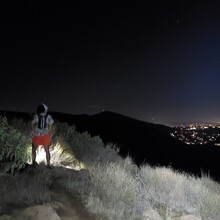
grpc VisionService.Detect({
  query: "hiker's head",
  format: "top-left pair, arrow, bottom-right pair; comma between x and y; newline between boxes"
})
37,103 -> 48,115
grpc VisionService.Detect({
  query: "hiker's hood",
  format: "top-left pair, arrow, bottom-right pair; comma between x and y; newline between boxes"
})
37,103 -> 48,114
42,103 -> 48,112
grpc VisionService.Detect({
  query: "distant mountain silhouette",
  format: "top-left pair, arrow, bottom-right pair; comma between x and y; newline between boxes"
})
1,110 -> 220,181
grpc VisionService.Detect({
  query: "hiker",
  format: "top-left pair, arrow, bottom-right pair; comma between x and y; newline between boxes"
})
31,103 -> 54,168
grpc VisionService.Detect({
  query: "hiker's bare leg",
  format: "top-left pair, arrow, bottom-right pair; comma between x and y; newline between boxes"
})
44,145 -> 50,167
32,144 -> 37,164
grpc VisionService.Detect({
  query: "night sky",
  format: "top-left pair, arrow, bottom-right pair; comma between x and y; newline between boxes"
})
2,1 -> 220,124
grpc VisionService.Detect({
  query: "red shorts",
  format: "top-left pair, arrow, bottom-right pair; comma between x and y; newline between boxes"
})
32,134 -> 51,146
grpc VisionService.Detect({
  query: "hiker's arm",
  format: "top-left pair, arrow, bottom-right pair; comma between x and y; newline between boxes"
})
48,124 -> 53,133
31,115 -> 37,128
48,115 -> 54,134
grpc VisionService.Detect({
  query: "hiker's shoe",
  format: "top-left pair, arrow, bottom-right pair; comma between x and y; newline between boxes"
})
32,161 -> 38,168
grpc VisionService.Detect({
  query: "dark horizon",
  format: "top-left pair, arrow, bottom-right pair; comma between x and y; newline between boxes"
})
0,108 -> 219,127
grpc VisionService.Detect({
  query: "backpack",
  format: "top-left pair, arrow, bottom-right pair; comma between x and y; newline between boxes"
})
37,114 -> 48,129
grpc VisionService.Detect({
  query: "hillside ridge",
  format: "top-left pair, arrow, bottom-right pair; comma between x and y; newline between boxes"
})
1,110 -> 220,181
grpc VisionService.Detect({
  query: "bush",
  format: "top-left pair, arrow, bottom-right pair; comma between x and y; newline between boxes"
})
71,130 -> 121,166
50,140 -> 79,168
0,117 -> 31,173
138,165 -> 201,217
137,164 -> 220,219
53,122 -> 76,145
197,175 -> 220,220
82,162 -> 141,220
8,118 -> 31,137
54,121 -> 121,167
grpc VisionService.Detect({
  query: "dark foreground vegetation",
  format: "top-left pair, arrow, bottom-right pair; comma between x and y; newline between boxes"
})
1,110 -> 220,182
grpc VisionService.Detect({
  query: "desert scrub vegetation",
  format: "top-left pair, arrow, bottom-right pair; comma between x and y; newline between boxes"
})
86,159 -> 144,220
54,121 -> 122,166
47,121 -> 220,220
0,115 -> 220,220
0,117 -> 31,173
63,157 -> 220,220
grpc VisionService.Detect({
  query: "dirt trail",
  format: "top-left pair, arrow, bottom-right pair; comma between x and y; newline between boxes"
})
50,181 -> 97,220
